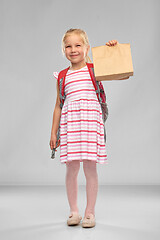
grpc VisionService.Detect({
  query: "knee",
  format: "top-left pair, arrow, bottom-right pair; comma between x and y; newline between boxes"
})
83,160 -> 97,178
66,161 -> 80,177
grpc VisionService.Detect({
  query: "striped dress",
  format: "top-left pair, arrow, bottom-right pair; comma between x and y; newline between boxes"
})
53,65 -> 108,164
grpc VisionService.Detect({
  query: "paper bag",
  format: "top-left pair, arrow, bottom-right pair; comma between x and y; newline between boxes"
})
91,43 -> 134,81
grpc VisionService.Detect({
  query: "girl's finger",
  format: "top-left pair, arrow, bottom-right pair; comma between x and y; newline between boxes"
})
111,41 -> 115,46
106,40 -> 118,46
110,40 -> 117,46
106,41 -> 111,46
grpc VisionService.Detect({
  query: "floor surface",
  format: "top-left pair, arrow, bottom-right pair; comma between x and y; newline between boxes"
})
0,185 -> 160,240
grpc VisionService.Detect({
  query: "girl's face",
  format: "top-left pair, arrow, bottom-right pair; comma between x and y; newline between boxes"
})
64,33 -> 89,66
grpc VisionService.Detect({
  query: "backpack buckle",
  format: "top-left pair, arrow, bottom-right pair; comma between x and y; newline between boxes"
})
100,89 -> 104,93
59,93 -> 65,100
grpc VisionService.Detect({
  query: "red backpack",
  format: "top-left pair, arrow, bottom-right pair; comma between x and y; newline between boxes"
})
56,63 -> 108,145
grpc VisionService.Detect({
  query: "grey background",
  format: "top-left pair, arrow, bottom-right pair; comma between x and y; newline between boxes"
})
0,0 -> 159,185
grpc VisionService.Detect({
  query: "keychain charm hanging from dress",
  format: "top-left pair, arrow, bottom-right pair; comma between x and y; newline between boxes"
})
51,148 -> 56,159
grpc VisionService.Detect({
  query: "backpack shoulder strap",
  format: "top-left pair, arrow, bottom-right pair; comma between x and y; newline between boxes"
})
86,63 -> 107,142
57,67 -> 70,90
57,67 -> 70,107
86,62 -> 94,69
86,63 -> 101,102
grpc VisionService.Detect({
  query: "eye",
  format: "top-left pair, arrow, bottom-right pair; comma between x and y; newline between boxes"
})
65,45 -> 71,48
76,44 -> 81,47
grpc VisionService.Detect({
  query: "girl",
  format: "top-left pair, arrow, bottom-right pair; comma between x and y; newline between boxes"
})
49,28 -> 118,228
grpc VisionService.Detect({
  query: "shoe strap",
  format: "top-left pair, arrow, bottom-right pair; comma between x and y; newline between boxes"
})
69,212 -> 81,218
86,214 -> 95,219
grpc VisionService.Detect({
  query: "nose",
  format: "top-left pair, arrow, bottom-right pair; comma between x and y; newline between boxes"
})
71,46 -> 76,52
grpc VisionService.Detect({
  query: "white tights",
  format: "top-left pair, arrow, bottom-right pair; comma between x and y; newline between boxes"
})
65,160 -> 98,217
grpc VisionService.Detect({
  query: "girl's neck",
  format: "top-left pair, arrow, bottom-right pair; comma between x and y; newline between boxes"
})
70,61 -> 87,71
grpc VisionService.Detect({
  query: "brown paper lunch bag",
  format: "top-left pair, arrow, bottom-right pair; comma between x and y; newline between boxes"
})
91,43 -> 134,81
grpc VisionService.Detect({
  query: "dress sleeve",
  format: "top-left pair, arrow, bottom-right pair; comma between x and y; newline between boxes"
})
53,72 -> 59,80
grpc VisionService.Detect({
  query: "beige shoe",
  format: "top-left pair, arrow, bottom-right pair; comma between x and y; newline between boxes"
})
67,212 -> 82,226
82,213 -> 96,228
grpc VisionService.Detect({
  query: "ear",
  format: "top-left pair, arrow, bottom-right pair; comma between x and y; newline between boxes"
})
86,45 -> 90,55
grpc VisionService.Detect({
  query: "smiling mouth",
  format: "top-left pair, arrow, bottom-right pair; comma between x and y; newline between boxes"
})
70,54 -> 79,57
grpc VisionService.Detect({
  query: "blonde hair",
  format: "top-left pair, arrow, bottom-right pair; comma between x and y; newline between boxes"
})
61,28 -> 91,63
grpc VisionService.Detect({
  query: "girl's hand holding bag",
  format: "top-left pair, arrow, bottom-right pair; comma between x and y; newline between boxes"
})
92,40 -> 134,81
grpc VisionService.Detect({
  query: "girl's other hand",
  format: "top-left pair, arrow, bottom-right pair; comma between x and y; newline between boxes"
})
49,134 -> 60,150
106,40 -> 118,46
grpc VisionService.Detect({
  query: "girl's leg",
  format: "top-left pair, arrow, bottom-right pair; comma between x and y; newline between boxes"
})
65,160 -> 80,213
83,160 -> 98,217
